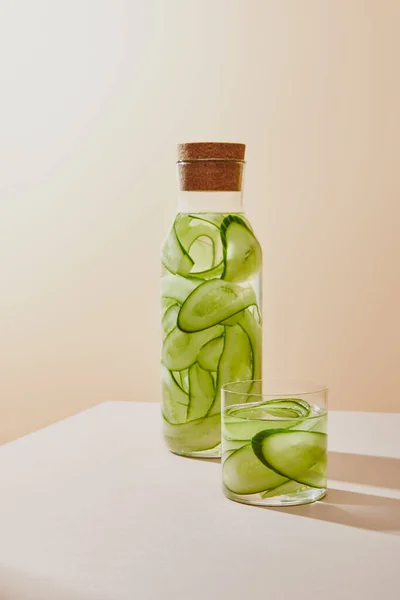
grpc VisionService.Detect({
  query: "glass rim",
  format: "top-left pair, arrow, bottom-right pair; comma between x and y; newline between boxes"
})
221,378 -> 328,397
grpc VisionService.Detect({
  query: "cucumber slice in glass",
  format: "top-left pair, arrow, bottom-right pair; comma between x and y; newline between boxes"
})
162,324 -> 224,371
261,479 -> 309,499
178,279 -> 256,333
208,324 -> 253,416
221,215 -> 262,283
223,444 -> 287,495
161,367 -> 188,424
163,413 -> 220,453
223,399 -> 310,441
187,364 -> 215,421
252,430 -> 327,489
197,336 -> 224,371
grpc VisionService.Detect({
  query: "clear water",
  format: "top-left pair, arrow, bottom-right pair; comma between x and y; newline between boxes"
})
222,402 -> 327,506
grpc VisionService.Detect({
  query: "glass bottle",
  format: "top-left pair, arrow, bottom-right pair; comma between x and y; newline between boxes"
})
161,142 -> 262,458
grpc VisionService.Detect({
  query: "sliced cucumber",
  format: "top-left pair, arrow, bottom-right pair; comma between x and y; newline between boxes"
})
257,399 -> 310,419
161,304 -> 179,341
221,215 -> 262,283
261,479 -> 309,499
187,364 -> 215,421
178,279 -> 256,333
236,308 -> 262,382
188,236 -> 214,273
208,324 -> 253,416
223,412 -> 297,443
161,297 -> 178,316
162,324 -> 223,371
161,367 -> 188,424
161,274 -> 202,305
252,430 -> 327,489
188,213 -> 226,228
197,336 -> 224,371
161,225 -> 194,276
163,413 -> 220,453
179,369 -> 189,393
223,444 -> 287,495
175,214 -> 223,274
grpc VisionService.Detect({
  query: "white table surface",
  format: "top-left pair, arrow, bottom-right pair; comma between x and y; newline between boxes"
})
0,402 -> 399,600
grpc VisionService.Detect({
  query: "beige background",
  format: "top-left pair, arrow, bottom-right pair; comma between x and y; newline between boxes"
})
1,0 -> 399,444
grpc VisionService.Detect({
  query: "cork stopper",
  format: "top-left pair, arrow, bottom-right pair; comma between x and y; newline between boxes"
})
177,142 -> 246,192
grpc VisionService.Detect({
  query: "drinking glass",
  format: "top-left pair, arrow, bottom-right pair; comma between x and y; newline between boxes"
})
221,379 -> 328,506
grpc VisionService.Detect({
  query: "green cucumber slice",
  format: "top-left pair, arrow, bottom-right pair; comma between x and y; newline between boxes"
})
188,213 -> 226,228
236,308 -> 262,382
179,369 -> 189,393
161,274 -> 202,305
208,324 -> 253,416
221,215 -> 262,283
197,336 -> 224,371
261,479 -> 309,499
162,225 -> 194,276
163,413 -> 220,453
223,403 -> 306,442
175,214 -> 223,275
178,279 -> 256,333
252,430 -> 327,489
161,304 -> 179,341
161,367 -> 188,424
223,444 -> 287,495
256,399 -> 310,419
161,297 -> 178,316
162,325 -> 224,371
188,236 -> 214,273
187,364 -> 215,421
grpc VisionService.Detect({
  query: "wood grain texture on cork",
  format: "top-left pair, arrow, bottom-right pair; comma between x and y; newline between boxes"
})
177,142 -> 246,191
177,142 -> 246,162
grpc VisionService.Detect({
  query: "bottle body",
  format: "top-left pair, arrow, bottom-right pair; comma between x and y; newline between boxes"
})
161,206 -> 262,457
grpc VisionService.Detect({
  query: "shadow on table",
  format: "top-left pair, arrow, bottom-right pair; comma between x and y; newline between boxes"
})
270,452 -> 400,535
271,488 -> 400,535
328,452 -> 400,490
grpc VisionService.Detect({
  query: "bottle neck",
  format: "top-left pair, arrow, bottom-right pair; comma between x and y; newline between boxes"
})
177,191 -> 243,213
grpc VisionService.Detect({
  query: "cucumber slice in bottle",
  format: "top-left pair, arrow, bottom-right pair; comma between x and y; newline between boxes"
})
162,324 -> 224,371
223,444 -> 287,495
161,367 -> 188,424
187,364 -> 215,421
221,215 -> 262,283
161,274 -> 202,305
161,297 -> 178,316
162,304 -> 180,341
188,213 -> 226,228
178,279 -> 256,333
188,236 -> 214,273
175,214 -> 223,273
208,324 -> 253,416
252,430 -> 327,489
236,308 -> 262,382
197,336 -> 224,371
162,225 -> 194,276
163,413 -> 221,454
179,369 -> 189,393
